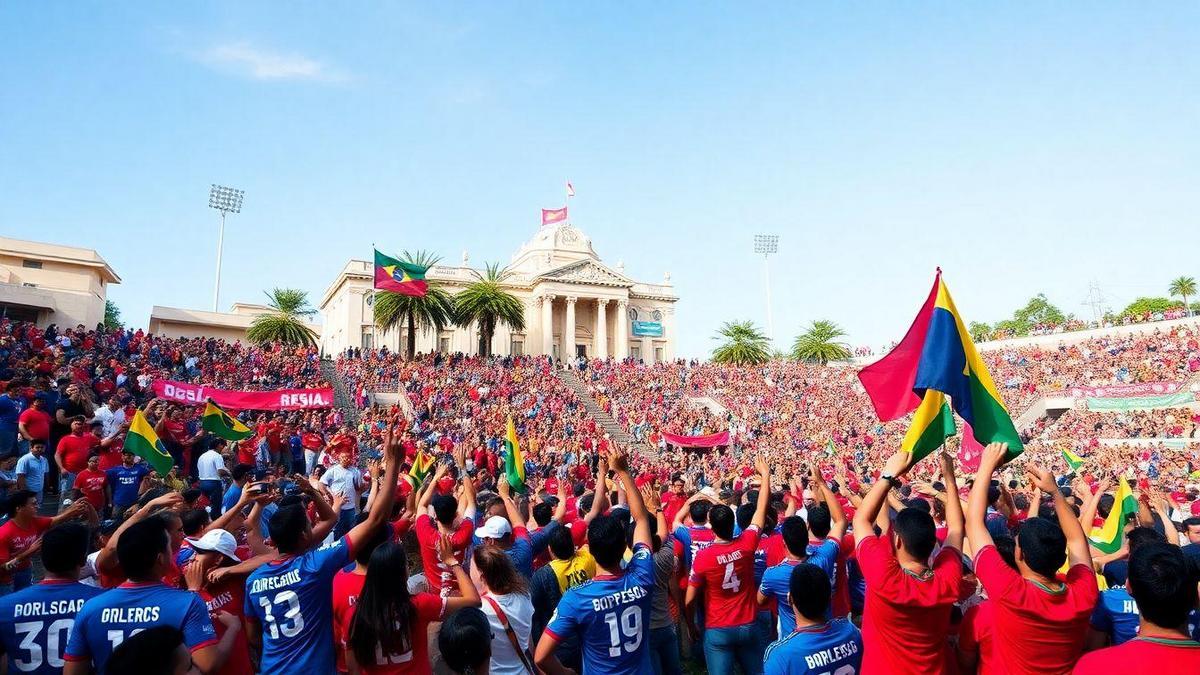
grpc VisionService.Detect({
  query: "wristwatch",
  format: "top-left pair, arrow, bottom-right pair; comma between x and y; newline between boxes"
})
881,473 -> 899,486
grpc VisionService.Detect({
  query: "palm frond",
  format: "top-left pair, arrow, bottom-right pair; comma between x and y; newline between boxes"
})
711,320 -> 771,365
791,319 -> 851,364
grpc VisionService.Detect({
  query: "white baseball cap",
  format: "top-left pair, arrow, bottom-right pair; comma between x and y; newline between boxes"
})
186,529 -> 242,562
476,515 -> 513,540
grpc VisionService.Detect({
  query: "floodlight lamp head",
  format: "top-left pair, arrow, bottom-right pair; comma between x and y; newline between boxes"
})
208,184 -> 244,214
753,234 -> 779,255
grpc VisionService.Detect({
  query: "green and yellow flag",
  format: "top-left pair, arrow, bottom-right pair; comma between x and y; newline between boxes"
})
1061,447 -> 1086,473
408,449 -> 435,487
1089,477 -> 1137,554
201,399 -> 253,441
504,416 -> 526,493
125,410 -> 175,477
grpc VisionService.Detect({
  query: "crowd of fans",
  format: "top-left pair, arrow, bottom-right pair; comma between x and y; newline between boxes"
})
1,315 -> 1200,674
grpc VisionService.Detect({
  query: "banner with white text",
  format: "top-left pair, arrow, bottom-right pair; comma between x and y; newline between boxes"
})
152,380 -> 334,410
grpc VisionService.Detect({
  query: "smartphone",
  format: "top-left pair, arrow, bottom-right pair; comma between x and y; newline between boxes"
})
247,482 -> 270,496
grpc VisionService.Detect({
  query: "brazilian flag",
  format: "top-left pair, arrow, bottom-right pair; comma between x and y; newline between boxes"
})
202,399 -> 253,441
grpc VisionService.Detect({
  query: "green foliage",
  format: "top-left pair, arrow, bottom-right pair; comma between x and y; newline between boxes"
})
967,321 -> 991,343
711,320 -> 771,365
790,320 -> 851,364
103,300 -> 123,329
1118,296 -> 1183,318
247,288 -> 317,347
373,251 -> 455,359
985,293 -> 1071,337
1169,276 -> 1196,317
454,262 -> 526,356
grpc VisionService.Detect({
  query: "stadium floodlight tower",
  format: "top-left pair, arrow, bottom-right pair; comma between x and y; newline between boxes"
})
754,234 -> 779,344
207,184 -> 244,312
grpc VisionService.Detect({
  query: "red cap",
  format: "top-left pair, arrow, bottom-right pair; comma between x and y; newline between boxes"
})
1190,500 -> 1200,517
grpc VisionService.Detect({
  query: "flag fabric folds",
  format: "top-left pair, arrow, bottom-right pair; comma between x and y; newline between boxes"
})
504,416 -> 526,493
373,249 -> 429,297
408,449 -> 435,487
858,271 -> 1024,463
541,207 -> 568,227
1089,477 -> 1137,554
201,399 -> 253,441
125,410 -> 175,477
1061,447 -> 1086,472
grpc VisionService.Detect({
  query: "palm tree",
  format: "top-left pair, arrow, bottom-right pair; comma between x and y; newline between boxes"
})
791,320 -> 852,364
711,320 -> 771,365
454,262 -> 526,356
373,250 -> 456,359
246,288 -> 318,347
1169,276 -> 1197,317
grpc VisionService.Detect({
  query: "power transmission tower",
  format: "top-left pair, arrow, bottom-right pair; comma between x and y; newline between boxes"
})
1081,281 -> 1109,324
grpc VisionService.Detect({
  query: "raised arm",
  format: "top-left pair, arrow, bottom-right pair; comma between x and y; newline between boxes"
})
1078,477 -> 1110,533
97,492 -> 183,575
966,443 -> 1008,554
609,447 -> 651,548
939,449 -> 965,552
497,478 -> 525,529
811,465 -> 847,540
345,426 -> 401,552
853,451 -> 913,545
750,457 -> 771,531
1029,464 -> 1092,568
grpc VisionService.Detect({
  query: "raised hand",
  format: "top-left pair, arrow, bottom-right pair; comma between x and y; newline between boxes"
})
435,533 -> 458,566
608,447 -> 629,473
1024,465 -> 1057,493
979,442 -> 1008,473
883,450 -> 914,479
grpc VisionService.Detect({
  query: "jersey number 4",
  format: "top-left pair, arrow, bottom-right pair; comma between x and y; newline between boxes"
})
602,606 -> 643,657
721,562 -> 741,593
259,590 -> 305,639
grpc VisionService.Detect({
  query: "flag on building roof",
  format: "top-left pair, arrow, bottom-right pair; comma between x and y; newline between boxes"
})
201,399 -> 253,441
408,449 -> 435,488
566,181 -> 575,198
504,415 -> 526,493
1061,447 -> 1086,472
373,249 -> 429,297
541,207 -> 568,227
858,270 -> 1023,464
1089,477 -> 1137,554
125,410 -> 174,477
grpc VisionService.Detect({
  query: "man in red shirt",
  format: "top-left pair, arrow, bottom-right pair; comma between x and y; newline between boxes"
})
967,442 -> 1098,675
0,490 -> 89,593
17,396 -> 51,453
852,449 -> 965,675
685,457 -> 771,675
1073,542 -> 1200,674
413,463 -> 476,597
73,453 -> 108,511
55,417 -> 98,496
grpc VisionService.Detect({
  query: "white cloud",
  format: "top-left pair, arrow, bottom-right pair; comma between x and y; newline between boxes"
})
197,42 -> 346,82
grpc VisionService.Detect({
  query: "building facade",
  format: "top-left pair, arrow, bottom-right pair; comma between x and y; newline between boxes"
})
148,303 -> 320,342
0,237 -> 121,328
319,221 -> 678,361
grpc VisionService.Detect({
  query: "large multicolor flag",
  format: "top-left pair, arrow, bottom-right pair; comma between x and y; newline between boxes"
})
858,271 -> 1023,463
408,449 -> 435,487
201,399 -> 253,441
541,207 -> 568,227
373,249 -> 429,297
1089,477 -> 1137,554
504,415 -> 526,493
1061,447 -> 1086,472
124,410 -> 175,477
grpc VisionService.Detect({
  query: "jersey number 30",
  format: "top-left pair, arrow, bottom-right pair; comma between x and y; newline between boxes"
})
603,606 -> 643,657
259,590 -> 305,639
13,620 -> 72,672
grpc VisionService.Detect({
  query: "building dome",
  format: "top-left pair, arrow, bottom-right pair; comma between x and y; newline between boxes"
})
509,222 -> 599,274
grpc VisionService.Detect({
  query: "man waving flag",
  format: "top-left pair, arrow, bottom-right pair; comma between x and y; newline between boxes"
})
504,415 -> 526,493
124,409 -> 175,477
201,399 -> 253,441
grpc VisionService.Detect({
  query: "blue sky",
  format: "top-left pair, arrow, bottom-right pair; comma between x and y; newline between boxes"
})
2,4 -> 1197,358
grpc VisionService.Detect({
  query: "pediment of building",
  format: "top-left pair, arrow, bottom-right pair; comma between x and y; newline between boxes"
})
534,260 -> 634,288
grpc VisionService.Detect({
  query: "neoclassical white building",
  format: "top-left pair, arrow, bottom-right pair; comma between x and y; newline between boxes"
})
319,221 -> 678,361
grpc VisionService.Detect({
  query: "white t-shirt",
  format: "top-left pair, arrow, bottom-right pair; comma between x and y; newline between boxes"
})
197,450 -> 225,481
481,592 -> 534,675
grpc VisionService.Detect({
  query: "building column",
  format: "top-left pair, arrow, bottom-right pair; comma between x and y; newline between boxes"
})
663,306 -> 676,360
540,294 -> 555,357
595,299 -> 608,359
642,335 -> 654,363
563,296 -> 577,360
615,299 -> 629,359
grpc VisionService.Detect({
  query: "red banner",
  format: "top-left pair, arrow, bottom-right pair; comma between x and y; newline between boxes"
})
152,380 -> 334,410
1068,381 -> 1185,399
661,431 -> 730,448
541,207 -> 568,226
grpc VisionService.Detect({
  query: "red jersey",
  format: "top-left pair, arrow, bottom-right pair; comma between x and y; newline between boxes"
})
414,514 -> 473,597
0,516 -> 52,583
96,446 -> 123,472
1072,636 -> 1200,675
830,533 -> 854,618
57,433 -> 98,473
974,544 -> 1098,675
332,569 -> 367,673
959,600 -> 996,675
857,536 -> 963,675
17,408 -> 50,441
200,577 -> 253,675
688,527 -> 761,629
74,468 -> 107,509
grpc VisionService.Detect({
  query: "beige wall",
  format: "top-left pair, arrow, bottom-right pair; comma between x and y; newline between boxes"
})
0,254 -> 110,328
148,320 -> 251,343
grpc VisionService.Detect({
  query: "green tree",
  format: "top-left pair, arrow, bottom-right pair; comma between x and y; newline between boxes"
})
373,250 -> 456,359
454,262 -> 526,356
103,300 -> 123,329
1169,276 -> 1196,317
246,288 -> 318,347
790,320 -> 852,364
1118,296 -> 1183,319
968,321 -> 991,343
711,320 -> 771,365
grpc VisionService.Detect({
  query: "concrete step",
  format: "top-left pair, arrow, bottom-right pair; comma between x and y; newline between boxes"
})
555,369 -> 634,446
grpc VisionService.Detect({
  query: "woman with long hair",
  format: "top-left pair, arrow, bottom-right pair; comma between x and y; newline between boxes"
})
471,545 -> 535,675
346,535 -> 479,674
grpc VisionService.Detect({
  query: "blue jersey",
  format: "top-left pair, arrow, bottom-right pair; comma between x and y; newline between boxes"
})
759,542 -> 839,635
0,579 -> 104,675
64,582 -> 216,674
545,543 -> 656,675
105,464 -> 149,506
1090,586 -> 1140,645
764,618 -> 863,675
244,536 -> 352,675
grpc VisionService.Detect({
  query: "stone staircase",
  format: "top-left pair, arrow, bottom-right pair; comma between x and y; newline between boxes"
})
321,359 -> 361,427
689,395 -> 729,419
555,370 -> 634,446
